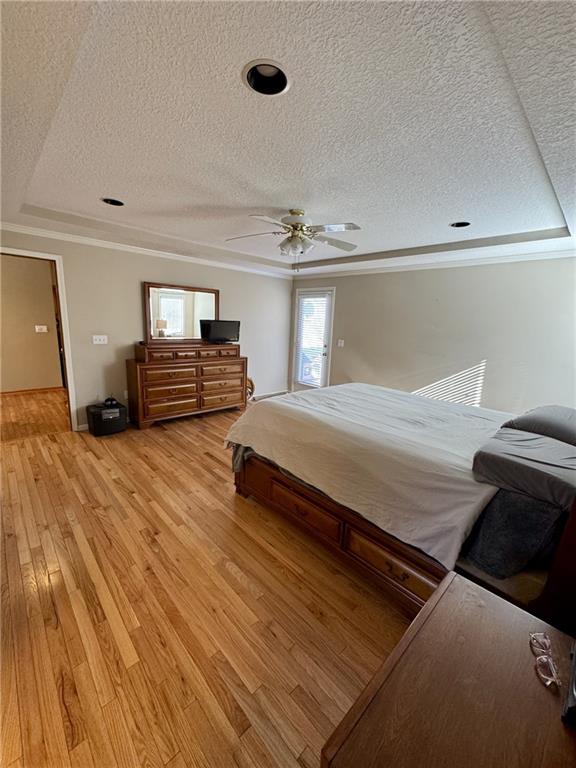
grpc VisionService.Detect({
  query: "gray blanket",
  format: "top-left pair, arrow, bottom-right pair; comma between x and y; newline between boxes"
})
469,427 -> 575,578
463,490 -> 566,578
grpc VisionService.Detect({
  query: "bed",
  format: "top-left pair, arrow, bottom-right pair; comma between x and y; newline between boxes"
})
227,384 -> 576,632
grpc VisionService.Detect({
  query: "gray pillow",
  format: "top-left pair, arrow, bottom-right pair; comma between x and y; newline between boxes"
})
502,405 -> 576,447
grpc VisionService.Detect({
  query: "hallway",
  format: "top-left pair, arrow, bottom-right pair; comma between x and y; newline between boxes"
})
0,389 -> 70,442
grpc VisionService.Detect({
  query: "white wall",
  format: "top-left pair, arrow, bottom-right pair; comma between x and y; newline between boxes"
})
1,230 -> 291,426
295,257 -> 576,413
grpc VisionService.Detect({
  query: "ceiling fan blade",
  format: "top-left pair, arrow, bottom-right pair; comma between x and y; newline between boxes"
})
315,235 -> 357,252
310,222 -> 361,233
225,231 -> 278,242
250,214 -> 288,228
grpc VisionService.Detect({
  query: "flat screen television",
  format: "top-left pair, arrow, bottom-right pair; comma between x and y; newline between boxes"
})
200,319 -> 240,344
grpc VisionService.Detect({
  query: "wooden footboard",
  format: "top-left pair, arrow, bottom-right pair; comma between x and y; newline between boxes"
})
235,454 -> 446,618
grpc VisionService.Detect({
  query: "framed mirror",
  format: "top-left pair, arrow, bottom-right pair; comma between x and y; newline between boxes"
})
143,282 -> 219,343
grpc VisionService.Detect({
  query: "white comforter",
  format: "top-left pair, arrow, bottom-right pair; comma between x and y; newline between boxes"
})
226,384 -> 512,569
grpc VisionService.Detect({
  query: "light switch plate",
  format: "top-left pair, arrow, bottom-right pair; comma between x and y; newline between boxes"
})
92,334 -> 108,345
337,339 -> 345,348
35,325 -> 48,333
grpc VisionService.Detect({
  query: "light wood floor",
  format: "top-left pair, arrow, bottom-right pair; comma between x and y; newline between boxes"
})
1,389 -> 70,442
1,400 -> 409,768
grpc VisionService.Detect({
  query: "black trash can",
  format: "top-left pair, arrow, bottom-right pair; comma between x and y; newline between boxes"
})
86,399 -> 127,436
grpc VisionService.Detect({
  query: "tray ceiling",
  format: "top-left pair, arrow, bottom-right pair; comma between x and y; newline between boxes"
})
2,1 -> 574,275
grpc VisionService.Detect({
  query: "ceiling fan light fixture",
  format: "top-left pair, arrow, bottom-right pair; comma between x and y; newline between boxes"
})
279,236 -> 292,256
301,239 -> 315,256
242,60 -> 289,96
234,209 -> 360,259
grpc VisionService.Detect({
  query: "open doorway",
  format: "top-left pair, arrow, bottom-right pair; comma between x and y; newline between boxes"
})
0,253 -> 71,441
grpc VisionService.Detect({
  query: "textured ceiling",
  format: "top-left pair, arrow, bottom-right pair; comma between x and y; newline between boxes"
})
1,1 -> 575,274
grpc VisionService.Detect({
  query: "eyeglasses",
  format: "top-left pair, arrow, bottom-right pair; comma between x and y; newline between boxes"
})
530,632 -> 562,689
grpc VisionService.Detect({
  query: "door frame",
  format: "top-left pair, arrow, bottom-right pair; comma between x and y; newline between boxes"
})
1,247 -> 78,430
291,286 -> 335,390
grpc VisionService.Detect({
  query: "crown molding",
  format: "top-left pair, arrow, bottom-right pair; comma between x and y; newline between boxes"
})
3,222 -> 574,282
293,247 -> 576,279
292,226 -> 570,271
0,222 -> 293,280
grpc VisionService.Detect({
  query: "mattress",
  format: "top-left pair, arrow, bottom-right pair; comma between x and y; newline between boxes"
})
226,383 -> 511,569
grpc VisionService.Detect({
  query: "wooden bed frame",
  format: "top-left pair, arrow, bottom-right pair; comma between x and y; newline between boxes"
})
235,454 -> 576,634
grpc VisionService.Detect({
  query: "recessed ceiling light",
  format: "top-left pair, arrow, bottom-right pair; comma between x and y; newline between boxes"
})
242,60 -> 289,96
450,221 -> 470,228
101,197 -> 124,206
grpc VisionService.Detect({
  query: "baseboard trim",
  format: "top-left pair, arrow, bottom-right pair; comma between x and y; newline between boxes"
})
1,386 -> 67,396
76,395 -> 286,431
252,390 -> 288,402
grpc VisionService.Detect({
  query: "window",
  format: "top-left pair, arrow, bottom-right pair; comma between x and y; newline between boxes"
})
293,288 -> 335,388
159,294 -> 185,337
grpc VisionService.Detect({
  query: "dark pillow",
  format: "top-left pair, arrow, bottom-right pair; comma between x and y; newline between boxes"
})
502,405 -> 576,447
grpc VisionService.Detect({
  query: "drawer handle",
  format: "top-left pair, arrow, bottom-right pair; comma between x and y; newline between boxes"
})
384,561 -> 410,583
168,372 -> 177,377
293,503 -> 308,518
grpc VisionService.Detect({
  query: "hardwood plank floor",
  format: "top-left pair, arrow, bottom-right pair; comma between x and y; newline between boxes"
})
0,390 -> 70,442
0,404 -> 409,768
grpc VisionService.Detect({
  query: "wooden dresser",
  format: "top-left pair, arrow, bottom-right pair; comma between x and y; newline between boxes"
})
323,573 -> 576,768
126,342 -> 247,429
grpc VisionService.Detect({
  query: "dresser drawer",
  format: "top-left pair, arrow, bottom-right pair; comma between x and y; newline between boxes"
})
219,347 -> 239,357
145,382 -> 197,400
201,391 -> 244,409
174,350 -> 198,360
201,377 -> 243,393
144,397 -> 199,418
148,350 -> 175,362
199,349 -> 219,358
345,529 -> 437,601
270,482 -> 341,542
142,366 -> 197,383
200,362 -> 244,377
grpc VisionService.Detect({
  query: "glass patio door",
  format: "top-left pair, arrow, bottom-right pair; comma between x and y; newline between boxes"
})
293,288 -> 335,388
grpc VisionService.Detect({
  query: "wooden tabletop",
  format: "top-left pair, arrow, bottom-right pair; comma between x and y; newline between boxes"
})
323,573 -> 576,768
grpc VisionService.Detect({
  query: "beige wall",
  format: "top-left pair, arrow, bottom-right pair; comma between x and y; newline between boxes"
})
3,227 -> 573,423
295,258 -> 576,413
0,253 -> 62,391
1,231 -> 291,426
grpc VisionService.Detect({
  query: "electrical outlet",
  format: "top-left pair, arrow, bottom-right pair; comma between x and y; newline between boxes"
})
123,390 -> 128,399
92,334 -> 108,345
35,325 -> 48,333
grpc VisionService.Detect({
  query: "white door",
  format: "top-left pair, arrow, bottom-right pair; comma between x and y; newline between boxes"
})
293,288 -> 335,389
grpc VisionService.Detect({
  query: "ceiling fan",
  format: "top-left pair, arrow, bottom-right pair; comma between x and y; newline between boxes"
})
225,209 -> 360,258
